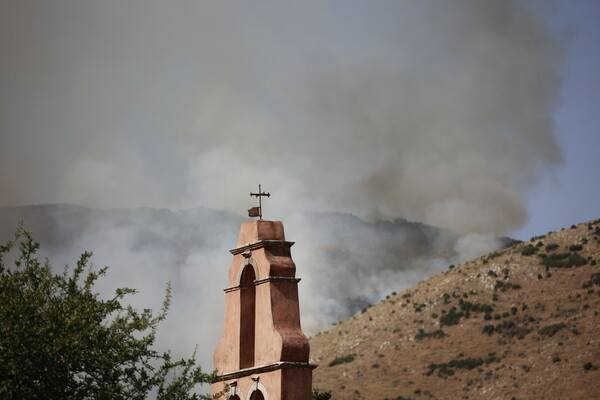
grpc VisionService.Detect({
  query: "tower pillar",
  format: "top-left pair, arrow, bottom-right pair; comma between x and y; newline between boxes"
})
212,220 -> 316,400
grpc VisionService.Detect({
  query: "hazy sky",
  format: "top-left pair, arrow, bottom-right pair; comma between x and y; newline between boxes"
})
513,0 -> 600,239
0,0 -> 598,239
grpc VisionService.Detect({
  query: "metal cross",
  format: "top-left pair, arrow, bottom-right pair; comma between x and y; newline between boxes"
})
249,184 -> 270,220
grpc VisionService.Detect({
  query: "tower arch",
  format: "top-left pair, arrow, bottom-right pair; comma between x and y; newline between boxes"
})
239,264 -> 256,369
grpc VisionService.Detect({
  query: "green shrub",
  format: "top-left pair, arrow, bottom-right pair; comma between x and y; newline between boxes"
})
538,323 -> 566,337
413,303 -> 426,312
583,362 -> 598,371
482,325 -> 495,335
328,354 -> 355,367
425,358 -> 485,378
494,280 -> 521,291
541,253 -> 586,268
521,245 -> 538,256
569,244 -> 583,251
440,307 -> 463,326
552,356 -> 561,363
482,320 -> 530,339
545,243 -> 559,252
415,329 -> 446,340
459,300 -> 494,313
312,390 -> 333,400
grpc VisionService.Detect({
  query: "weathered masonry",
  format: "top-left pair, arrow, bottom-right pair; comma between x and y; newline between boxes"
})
212,220 -> 315,400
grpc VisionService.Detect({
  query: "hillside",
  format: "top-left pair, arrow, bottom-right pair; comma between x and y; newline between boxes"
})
310,219 -> 600,400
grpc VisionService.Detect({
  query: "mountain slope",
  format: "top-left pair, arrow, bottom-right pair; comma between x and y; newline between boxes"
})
310,219 -> 600,400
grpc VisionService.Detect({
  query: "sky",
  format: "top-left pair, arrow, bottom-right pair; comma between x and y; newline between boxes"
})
2,0 -> 598,240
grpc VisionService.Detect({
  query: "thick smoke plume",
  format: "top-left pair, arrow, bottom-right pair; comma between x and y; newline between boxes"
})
0,0 -> 566,385
0,1 -> 565,234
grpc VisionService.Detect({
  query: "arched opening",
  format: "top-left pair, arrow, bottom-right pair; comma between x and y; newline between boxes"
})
228,396 -> 241,400
239,265 -> 256,369
249,390 -> 265,400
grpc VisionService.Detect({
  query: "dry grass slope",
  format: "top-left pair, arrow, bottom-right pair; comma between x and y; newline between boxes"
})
310,219 -> 600,400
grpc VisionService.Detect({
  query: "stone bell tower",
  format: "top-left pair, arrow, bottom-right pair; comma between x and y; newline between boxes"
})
212,219 -> 315,400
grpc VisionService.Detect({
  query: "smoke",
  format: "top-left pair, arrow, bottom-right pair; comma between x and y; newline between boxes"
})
0,0 -> 567,388
0,1 -> 565,234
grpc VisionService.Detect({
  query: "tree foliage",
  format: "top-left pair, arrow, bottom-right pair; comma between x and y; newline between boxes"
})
0,226 -> 216,399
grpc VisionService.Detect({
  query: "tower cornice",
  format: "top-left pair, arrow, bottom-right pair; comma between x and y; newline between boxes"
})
229,239 -> 294,255
215,361 -> 318,382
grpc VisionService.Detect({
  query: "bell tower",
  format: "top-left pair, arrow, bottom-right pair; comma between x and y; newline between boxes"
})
212,219 -> 316,400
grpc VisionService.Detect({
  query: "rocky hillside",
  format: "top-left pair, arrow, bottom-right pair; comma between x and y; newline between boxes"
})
310,219 -> 600,400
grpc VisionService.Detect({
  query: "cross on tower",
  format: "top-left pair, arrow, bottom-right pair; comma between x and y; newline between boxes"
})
249,184 -> 270,219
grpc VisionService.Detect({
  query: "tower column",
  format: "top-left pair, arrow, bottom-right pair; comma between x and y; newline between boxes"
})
212,220 -> 316,400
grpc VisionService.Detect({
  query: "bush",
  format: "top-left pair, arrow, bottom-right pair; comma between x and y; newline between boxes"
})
569,244 -> 583,251
459,300 -> 493,314
312,390 -> 333,400
481,320 -> 530,339
425,358 -> 485,378
482,325 -> 495,335
494,280 -> 521,291
541,253 -> 586,268
413,303 -> 426,312
521,245 -> 538,256
538,323 -> 567,337
545,243 -> 559,252
415,329 -> 446,340
328,355 -> 355,367
440,307 -> 463,326
583,362 -> 598,371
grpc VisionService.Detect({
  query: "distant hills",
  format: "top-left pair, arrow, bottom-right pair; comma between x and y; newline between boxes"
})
310,219 -> 600,400
0,204 -> 512,330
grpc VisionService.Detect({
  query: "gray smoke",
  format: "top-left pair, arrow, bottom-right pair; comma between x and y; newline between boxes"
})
0,1 -> 565,234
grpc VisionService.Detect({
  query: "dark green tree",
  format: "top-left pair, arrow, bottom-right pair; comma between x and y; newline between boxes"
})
0,226 -> 217,399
